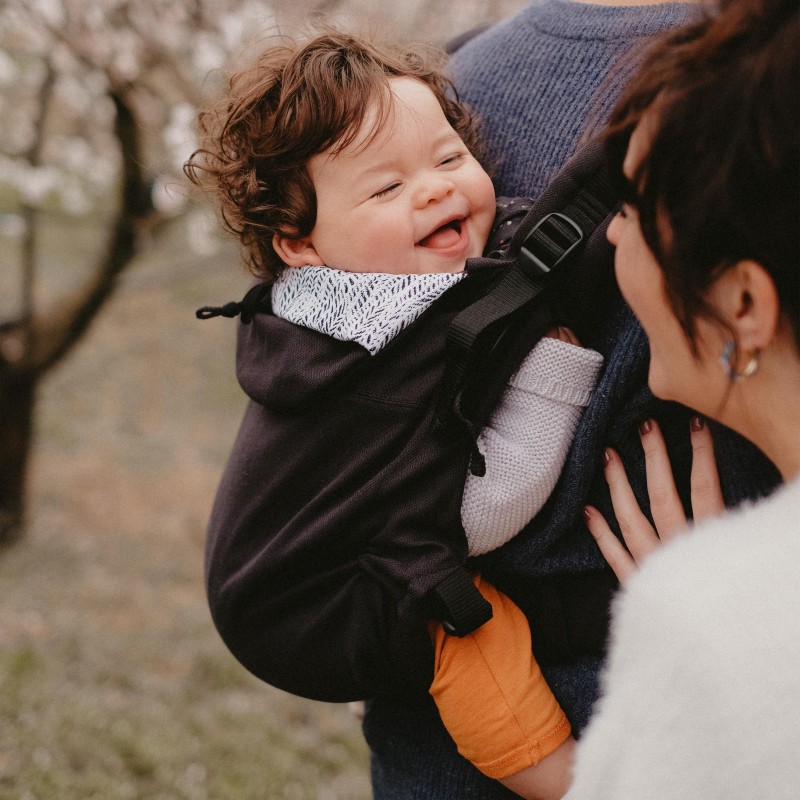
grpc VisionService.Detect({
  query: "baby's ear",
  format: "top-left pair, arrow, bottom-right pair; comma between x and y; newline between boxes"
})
272,232 -> 325,268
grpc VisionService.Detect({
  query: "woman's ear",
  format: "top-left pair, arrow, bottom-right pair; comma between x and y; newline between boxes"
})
711,260 -> 781,351
272,232 -> 325,268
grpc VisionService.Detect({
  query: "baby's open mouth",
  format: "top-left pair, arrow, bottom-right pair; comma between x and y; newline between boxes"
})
417,219 -> 463,249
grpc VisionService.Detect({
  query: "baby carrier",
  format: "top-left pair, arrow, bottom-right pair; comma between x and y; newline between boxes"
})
197,139 -> 619,702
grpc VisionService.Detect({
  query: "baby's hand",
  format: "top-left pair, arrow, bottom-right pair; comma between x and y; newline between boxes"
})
545,326 -> 581,347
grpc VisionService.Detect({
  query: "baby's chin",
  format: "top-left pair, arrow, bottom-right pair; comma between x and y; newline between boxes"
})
413,250 -> 476,275
354,258 -> 467,276
415,260 -> 467,275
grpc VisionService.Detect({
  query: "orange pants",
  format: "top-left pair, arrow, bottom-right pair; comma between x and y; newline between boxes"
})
429,575 -> 571,779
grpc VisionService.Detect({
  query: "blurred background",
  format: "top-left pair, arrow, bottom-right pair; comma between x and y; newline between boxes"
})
0,1 -> 529,798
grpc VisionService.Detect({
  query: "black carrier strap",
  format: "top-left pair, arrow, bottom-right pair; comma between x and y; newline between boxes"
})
435,143 -> 616,450
430,570 -> 493,636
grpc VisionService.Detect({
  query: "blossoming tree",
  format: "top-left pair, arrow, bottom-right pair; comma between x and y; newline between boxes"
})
0,0 -> 277,540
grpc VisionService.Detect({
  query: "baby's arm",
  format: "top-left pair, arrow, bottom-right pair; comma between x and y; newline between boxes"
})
461,330 -> 604,555
429,575 -> 574,799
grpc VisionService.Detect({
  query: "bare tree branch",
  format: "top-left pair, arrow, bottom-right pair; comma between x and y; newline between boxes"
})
25,89 -> 150,374
19,60 -> 57,365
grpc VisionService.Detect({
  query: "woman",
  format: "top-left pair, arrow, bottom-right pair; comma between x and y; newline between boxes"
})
570,0 -> 800,796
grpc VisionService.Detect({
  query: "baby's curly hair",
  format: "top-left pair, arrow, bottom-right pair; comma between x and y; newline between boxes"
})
184,29 -> 486,283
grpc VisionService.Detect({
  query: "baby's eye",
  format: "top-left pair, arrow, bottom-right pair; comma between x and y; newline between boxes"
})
372,182 -> 401,199
439,153 -> 466,167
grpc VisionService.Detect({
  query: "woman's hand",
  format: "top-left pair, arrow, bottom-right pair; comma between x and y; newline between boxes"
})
583,417 -> 725,584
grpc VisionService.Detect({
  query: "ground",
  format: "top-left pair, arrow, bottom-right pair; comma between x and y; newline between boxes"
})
0,217 -> 371,800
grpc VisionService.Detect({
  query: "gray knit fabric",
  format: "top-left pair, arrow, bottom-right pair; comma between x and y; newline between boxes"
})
462,337 -> 603,555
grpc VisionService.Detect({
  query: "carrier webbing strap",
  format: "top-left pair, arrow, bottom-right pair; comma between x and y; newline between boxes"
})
430,569 -> 493,637
435,167 -> 614,431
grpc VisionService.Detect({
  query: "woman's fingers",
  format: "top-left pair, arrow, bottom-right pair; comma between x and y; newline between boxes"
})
689,416 -> 725,522
583,505 -> 637,584
602,448 -> 662,563
638,419 -> 686,541
587,419 -> 725,583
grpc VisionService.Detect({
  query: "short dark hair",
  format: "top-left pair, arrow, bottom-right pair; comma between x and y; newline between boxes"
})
185,29 -> 485,282
605,0 -> 799,350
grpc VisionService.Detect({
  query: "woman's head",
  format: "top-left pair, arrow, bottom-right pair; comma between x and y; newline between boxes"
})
185,29 -> 485,282
605,0 -> 798,403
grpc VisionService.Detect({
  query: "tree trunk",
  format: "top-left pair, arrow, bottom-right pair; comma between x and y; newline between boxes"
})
0,371 -> 36,544
0,86 -> 149,543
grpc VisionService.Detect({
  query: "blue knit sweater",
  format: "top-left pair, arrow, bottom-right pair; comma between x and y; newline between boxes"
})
449,0 -> 698,200
365,3 -> 780,798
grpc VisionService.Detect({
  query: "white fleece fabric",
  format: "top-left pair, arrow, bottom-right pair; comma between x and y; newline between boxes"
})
567,478 -> 800,800
273,266 -> 603,556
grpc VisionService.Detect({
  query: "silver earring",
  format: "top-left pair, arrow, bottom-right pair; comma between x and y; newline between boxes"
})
719,340 -> 760,381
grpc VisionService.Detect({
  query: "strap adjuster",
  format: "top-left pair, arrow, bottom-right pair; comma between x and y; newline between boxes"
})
430,570 -> 493,637
519,212 -> 584,278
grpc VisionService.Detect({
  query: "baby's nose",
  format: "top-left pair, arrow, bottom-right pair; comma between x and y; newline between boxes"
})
414,175 -> 454,207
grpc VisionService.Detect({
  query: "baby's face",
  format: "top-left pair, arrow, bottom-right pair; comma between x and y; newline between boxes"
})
304,77 -> 496,275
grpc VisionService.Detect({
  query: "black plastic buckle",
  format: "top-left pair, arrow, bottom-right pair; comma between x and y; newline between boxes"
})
519,212 -> 584,278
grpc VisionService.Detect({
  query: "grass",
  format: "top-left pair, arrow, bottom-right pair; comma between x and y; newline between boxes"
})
0,213 -> 371,799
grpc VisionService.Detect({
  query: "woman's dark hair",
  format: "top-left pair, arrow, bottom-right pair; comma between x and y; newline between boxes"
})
184,29 -> 485,282
605,0 -> 799,350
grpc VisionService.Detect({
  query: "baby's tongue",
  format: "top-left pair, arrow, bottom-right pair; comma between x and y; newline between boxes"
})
419,223 -> 460,249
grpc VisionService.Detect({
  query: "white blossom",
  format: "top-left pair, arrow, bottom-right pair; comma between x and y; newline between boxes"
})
58,178 -> 91,215
163,103 -> 197,172
152,175 -> 188,216
191,33 -> 228,78
187,208 -> 222,258
29,0 -> 66,28
51,136 -> 95,176
19,165 -> 61,205
5,118 -> 37,155
0,50 -> 19,85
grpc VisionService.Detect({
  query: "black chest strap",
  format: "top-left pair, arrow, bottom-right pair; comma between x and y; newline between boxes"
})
435,145 -> 616,466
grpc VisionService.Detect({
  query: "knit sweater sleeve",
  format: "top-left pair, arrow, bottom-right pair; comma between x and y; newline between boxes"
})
461,337 -> 604,556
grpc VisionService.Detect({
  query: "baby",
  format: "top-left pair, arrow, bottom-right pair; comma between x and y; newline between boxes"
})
189,30 -> 603,799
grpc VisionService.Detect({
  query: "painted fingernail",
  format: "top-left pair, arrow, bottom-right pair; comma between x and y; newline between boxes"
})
603,448 -> 612,466
583,506 -> 592,521
691,416 -> 705,432
638,419 -> 653,436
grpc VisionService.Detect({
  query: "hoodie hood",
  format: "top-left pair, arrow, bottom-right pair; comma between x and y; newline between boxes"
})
235,299 -> 365,411
234,268 -> 465,412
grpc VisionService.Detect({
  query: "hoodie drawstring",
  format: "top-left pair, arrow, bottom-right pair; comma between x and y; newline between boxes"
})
195,283 -> 272,324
